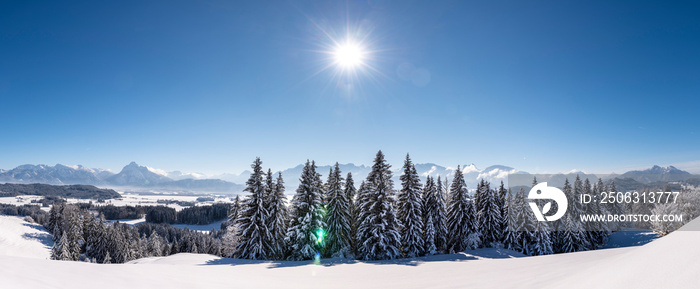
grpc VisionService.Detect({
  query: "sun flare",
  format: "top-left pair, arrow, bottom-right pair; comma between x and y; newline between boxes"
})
333,42 -> 365,69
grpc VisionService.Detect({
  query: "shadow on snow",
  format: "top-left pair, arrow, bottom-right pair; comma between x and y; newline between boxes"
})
202,248 -> 525,269
21,222 -> 54,248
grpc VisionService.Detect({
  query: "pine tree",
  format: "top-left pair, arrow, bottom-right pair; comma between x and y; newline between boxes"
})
234,157 -> 273,260
423,214 -> 437,255
590,178 -> 610,247
477,180 -> 501,247
84,213 -> 106,262
147,231 -> 163,257
496,182 -> 508,243
529,219 -> 553,256
353,180 -> 369,257
583,178 -> 604,249
103,251 -> 111,264
267,171 -> 288,259
221,195 -> 241,258
446,166 -> 479,252
324,163 -> 352,258
422,176 -> 436,254
554,178 -> 587,253
607,180 -> 622,231
397,154 -> 424,257
170,238 -> 180,255
345,172 -> 358,254
52,233 -> 70,261
285,160 -> 326,260
355,150 -> 402,260
523,177 -> 553,256
572,176 -> 591,251
474,179 -> 486,220
502,191 -> 522,251
433,175 -> 448,253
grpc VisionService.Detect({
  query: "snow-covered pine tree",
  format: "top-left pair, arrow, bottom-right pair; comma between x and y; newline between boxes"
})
477,180 -> 501,247
103,251 -> 111,264
324,163 -> 352,258
234,157 -> 273,260
607,180 -> 622,231
583,178 -> 605,249
496,181 -> 508,243
593,178 -> 611,245
266,171 -> 288,259
353,180 -> 369,256
502,190 -> 522,251
48,201 -> 65,240
220,195 -> 241,258
224,194 -> 242,231
285,160 -> 326,260
433,175 -> 448,253
572,176 -> 591,251
529,217 -> 553,256
355,150 -> 402,260
51,233 -> 71,261
147,231 -> 164,257
84,213 -> 105,262
515,188 -> 535,255
422,176 -> 436,254
63,207 -> 83,261
446,166 -> 479,252
522,177 -> 553,256
275,172 -> 289,257
398,154 -> 424,258
474,179 -> 486,220
554,179 -> 587,253
345,172 -> 358,253
424,214 -> 437,255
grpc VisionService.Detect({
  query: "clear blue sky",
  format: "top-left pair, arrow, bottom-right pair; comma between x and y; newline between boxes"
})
1,0 -> 699,175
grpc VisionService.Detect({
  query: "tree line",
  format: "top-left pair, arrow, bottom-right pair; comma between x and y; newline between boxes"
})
83,203 -> 232,225
230,151 -> 617,261
47,202 -> 236,263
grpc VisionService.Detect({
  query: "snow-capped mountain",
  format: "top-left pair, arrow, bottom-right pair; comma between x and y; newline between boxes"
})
621,165 -> 692,183
106,162 -> 173,186
105,162 -> 244,193
0,164 -> 112,185
0,162 -> 243,194
274,162 -> 518,192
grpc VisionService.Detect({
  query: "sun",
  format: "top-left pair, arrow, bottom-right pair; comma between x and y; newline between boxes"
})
333,41 -> 365,69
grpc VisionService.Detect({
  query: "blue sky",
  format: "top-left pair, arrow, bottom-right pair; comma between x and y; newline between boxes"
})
1,0 -> 699,175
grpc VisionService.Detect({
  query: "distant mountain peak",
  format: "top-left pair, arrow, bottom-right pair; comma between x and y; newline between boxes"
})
626,165 -> 690,175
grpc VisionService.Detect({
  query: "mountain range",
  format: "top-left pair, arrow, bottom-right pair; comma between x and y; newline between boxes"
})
0,162 -> 244,194
0,162 -> 695,195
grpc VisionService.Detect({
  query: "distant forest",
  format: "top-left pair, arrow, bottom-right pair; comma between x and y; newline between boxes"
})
0,183 -> 120,199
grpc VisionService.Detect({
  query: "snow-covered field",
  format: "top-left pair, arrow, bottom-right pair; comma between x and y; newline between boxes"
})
1,214 -> 699,288
0,192 -> 234,212
96,193 -> 232,211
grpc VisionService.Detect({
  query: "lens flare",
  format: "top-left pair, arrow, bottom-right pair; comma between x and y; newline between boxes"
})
314,251 -> 321,265
316,228 -> 325,245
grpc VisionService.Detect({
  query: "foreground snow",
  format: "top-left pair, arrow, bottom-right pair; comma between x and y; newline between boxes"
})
1,216 -> 699,288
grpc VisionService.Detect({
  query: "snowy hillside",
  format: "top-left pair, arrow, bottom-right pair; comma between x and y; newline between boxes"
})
1,215 -> 699,288
0,216 -> 52,259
